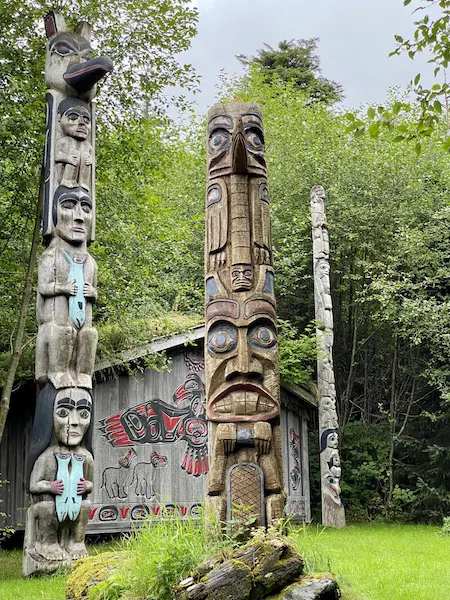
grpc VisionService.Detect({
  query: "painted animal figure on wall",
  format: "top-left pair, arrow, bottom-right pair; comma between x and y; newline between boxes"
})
101,449 -> 137,499
204,102 -> 283,533
99,374 -> 209,477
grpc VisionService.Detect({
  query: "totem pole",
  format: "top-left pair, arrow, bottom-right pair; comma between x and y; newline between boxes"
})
311,185 -> 346,528
205,102 -> 284,532
23,12 -> 113,576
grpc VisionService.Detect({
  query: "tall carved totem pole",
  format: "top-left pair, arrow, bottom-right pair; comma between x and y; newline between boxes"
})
23,12 -> 113,576
311,185 -> 346,528
205,102 -> 284,530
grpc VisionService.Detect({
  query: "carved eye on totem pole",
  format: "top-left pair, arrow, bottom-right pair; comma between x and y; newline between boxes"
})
206,105 -> 267,179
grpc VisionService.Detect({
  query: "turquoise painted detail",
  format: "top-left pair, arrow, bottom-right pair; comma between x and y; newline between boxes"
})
55,452 -> 71,522
62,250 -> 86,328
68,454 -> 85,521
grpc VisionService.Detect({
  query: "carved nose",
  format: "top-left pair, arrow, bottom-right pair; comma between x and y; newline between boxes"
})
69,411 -> 80,427
224,330 -> 263,381
232,132 -> 247,174
74,203 -> 85,222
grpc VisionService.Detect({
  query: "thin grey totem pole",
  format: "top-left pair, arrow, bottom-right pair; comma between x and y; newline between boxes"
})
205,102 -> 284,533
311,185 -> 346,528
23,12 -> 113,576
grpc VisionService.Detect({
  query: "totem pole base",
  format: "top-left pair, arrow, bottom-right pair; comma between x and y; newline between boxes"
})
322,495 -> 346,529
23,503 -> 89,577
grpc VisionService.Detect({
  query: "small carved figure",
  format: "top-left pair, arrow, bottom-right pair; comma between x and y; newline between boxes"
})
35,186 -> 98,390
23,385 -> 94,576
55,98 -> 93,191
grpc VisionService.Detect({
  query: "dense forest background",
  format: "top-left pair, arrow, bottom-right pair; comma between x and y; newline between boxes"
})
1,0 -> 450,524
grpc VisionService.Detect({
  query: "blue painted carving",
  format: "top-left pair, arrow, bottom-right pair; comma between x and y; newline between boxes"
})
62,250 -> 86,328
206,276 -> 219,299
55,452 -> 71,522
68,454 -> 85,521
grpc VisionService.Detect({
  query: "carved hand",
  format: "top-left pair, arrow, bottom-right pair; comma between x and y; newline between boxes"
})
50,479 -> 64,495
85,155 -> 92,166
83,282 -> 97,299
67,280 -> 77,296
217,423 -> 237,455
77,478 -> 88,494
69,153 -> 80,166
253,422 -> 273,455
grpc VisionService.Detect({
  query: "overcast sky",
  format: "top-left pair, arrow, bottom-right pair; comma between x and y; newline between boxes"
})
181,0 -> 438,113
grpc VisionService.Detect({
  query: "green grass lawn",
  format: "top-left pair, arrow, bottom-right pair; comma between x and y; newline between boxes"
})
290,523 -> 450,600
0,548 -> 66,600
0,525 -> 448,599
0,542 -> 115,600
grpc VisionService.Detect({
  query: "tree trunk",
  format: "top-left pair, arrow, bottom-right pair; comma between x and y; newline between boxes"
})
385,335 -> 398,512
0,192 -> 42,440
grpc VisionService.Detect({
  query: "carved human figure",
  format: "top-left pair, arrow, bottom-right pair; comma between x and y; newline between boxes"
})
205,103 -> 283,530
23,386 -> 94,576
55,98 -> 93,190
320,429 -> 342,507
319,395 -> 339,430
35,186 -> 98,389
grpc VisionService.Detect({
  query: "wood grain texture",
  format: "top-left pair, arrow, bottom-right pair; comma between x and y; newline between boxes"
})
205,102 -> 283,531
311,185 -> 345,528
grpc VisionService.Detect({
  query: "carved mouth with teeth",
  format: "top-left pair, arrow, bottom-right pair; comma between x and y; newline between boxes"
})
208,383 -> 279,422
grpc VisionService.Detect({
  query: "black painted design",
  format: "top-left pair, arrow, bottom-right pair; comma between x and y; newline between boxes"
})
99,374 -> 208,477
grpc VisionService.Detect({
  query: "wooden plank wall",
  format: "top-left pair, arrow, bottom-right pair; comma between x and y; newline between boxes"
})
0,345 -> 313,533
89,347 -> 207,533
0,381 -> 35,530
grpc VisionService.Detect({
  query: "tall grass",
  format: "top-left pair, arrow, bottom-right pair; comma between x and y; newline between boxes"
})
90,510 -> 225,600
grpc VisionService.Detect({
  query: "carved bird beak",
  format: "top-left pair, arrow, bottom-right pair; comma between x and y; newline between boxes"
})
232,118 -> 247,174
64,56 -> 114,94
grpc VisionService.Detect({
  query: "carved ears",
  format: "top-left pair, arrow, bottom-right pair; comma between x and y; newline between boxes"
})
44,11 -> 68,38
44,12 -> 92,41
75,21 -> 92,41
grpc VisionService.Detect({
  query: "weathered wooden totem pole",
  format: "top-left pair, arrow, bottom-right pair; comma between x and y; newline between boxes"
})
23,12 -> 113,576
311,185 -> 346,528
205,102 -> 284,531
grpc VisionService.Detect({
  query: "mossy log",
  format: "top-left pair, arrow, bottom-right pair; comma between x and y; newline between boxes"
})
65,550 -> 128,600
175,537 -> 304,600
266,573 -> 340,599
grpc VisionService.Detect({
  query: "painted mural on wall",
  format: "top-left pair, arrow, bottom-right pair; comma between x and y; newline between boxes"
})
98,373 -> 208,477
89,355 -> 207,530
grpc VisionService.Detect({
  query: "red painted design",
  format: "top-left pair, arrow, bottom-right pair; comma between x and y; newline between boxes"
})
98,374 -> 209,476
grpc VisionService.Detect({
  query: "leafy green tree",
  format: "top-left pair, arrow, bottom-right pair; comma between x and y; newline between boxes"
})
216,69 -> 450,519
237,39 -> 343,105
0,0 -> 199,439
346,0 -> 450,150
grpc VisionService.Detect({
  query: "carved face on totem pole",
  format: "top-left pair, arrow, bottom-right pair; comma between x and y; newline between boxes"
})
53,388 -> 92,447
58,99 -> 91,140
53,186 -> 93,246
44,11 -> 113,98
205,103 -> 279,426
205,103 -> 283,529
